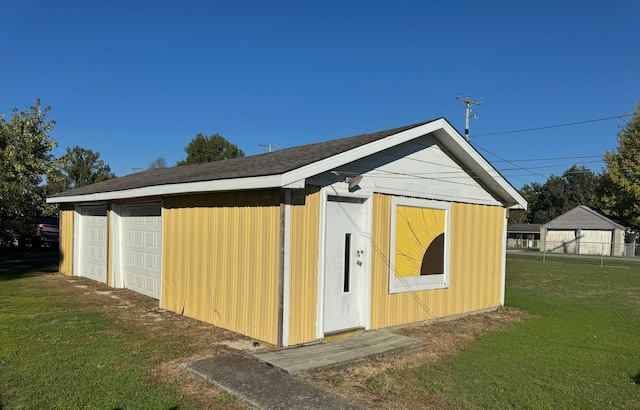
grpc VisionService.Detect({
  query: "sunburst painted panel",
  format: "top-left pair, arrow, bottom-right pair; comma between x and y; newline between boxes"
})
394,206 -> 445,277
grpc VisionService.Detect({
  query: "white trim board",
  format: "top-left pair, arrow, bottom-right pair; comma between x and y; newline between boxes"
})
47,119 -> 526,210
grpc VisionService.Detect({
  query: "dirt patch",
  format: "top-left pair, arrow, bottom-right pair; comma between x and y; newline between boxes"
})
299,307 -> 528,409
39,273 -> 527,409
39,274 -> 257,409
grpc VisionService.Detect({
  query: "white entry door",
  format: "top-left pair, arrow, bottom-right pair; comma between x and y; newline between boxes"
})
77,206 -> 108,283
323,197 -> 367,334
121,204 -> 162,299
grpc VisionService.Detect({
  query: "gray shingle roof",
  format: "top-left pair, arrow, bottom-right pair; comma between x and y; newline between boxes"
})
507,223 -> 542,233
542,205 -> 627,230
51,119 -> 437,198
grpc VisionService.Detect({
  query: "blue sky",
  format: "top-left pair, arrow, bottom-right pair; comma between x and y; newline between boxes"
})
2,0 -> 639,189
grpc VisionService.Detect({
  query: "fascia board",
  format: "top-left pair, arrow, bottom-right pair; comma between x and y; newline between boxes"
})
280,119 -> 447,187
280,118 -> 527,210
434,122 -> 527,209
47,174 -> 284,204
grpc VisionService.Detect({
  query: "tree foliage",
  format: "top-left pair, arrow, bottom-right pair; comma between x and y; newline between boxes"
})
0,99 -> 56,244
177,133 -> 244,166
47,146 -> 116,194
148,157 -> 168,169
516,165 -> 600,224
598,101 -> 640,230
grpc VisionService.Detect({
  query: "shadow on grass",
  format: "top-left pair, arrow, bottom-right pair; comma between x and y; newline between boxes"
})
0,248 -> 59,281
632,372 -> 640,385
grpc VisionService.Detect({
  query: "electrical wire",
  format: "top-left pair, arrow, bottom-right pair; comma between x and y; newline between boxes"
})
491,155 -> 602,163
474,114 -> 631,137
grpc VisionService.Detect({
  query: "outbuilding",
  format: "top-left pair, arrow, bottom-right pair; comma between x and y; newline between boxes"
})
540,205 -> 628,256
507,223 -> 542,249
48,118 -> 526,347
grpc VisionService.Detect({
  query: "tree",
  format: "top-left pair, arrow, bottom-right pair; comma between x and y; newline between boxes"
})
177,133 -> 244,166
47,146 -> 116,193
517,165 -> 599,224
148,157 -> 168,169
0,99 -> 57,245
598,101 -> 640,230
507,189 -> 529,224
563,165 -> 599,207
523,176 -> 568,223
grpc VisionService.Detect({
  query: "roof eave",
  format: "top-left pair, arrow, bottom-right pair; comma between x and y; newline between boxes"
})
278,118 -> 527,209
46,174 -> 286,204
48,118 -> 528,210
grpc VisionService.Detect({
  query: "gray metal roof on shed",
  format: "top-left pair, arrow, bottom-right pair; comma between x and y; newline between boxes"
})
541,205 -> 626,231
50,120 -> 436,198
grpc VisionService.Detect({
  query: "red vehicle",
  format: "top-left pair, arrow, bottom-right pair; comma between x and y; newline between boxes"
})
36,216 -> 59,246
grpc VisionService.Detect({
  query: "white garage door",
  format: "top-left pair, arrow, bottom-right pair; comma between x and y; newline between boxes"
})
121,204 -> 162,299
78,206 -> 108,283
545,230 -> 576,253
580,230 -> 612,255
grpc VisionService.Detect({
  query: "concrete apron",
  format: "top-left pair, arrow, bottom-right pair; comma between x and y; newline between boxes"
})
183,330 -> 424,409
184,355 -> 366,410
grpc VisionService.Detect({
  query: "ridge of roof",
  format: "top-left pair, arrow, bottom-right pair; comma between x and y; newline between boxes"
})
542,205 -> 627,230
51,119 -> 437,198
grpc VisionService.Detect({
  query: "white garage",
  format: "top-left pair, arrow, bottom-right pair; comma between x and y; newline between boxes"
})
540,205 -> 628,257
75,205 -> 108,283
117,204 -> 163,300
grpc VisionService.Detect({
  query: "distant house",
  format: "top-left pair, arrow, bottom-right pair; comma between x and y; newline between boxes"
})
540,205 -> 629,257
47,118 -> 526,347
507,223 -> 541,249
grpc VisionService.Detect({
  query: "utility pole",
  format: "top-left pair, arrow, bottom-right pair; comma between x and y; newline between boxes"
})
129,167 -> 142,173
258,143 -> 280,153
456,96 -> 482,141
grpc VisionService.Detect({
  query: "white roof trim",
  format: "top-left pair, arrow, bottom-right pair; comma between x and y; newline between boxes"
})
48,118 -> 527,209
435,121 -> 526,209
280,118 -> 526,209
47,175 -> 284,203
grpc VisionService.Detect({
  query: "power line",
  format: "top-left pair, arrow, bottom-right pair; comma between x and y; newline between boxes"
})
498,160 -> 603,172
474,114 -> 631,137
474,143 -> 548,179
491,155 -> 603,163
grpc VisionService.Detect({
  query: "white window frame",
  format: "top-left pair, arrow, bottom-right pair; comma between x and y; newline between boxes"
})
389,196 -> 451,294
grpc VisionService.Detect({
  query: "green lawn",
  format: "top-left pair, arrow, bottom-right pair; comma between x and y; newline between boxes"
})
0,251 -> 218,409
3,251 -> 640,409
394,254 -> 640,409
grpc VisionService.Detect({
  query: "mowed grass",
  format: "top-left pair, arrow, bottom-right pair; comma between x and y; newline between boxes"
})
372,254 -> 640,409
0,251 -> 200,409
3,251 -> 640,409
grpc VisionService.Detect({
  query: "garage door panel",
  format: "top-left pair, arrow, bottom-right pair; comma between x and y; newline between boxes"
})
580,230 -> 612,255
120,204 -> 162,300
545,230 -> 577,253
78,206 -> 108,283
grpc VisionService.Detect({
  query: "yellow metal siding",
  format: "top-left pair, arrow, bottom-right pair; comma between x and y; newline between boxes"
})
59,206 -> 74,276
162,190 -> 281,345
288,186 -> 321,346
370,193 -> 505,329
